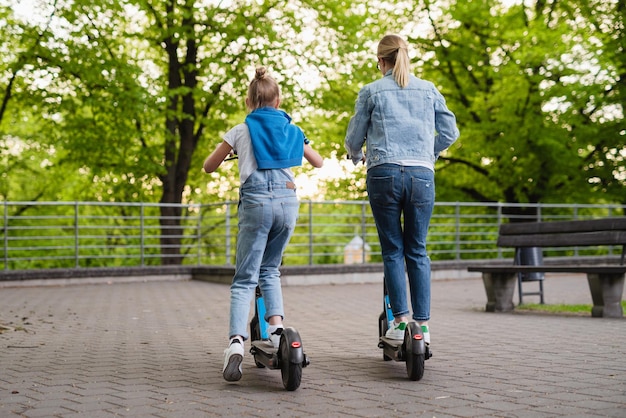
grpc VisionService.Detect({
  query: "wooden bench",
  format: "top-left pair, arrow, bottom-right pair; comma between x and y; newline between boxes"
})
467,217 -> 626,318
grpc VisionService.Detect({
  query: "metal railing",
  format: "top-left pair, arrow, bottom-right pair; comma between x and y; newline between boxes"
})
2,200 -> 625,270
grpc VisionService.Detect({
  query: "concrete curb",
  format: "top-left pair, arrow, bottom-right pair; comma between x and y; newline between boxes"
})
1,257 -> 618,288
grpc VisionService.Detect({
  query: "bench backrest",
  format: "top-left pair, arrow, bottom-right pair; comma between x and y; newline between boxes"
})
497,218 -> 626,250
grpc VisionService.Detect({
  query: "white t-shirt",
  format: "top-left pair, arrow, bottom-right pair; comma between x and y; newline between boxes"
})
223,123 -> 294,184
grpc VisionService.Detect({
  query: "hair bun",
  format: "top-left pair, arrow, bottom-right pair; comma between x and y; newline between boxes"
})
255,67 -> 267,80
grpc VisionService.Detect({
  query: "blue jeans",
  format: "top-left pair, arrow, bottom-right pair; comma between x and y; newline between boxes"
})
229,169 -> 299,340
366,164 -> 435,322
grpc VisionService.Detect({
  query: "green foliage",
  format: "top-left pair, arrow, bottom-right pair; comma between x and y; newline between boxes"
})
517,301 -> 626,316
410,0 -> 625,206
1,0 -> 625,264
1,0 -> 384,204
3,0 -> 623,207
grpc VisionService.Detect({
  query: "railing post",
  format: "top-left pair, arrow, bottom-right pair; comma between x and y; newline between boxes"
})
361,201 -> 367,263
308,201 -> 313,265
608,206 -> 614,257
140,203 -> 145,266
196,203 -> 202,265
74,202 -> 79,268
573,204 -> 579,257
497,203 -> 503,259
537,204 -> 542,222
3,201 -> 7,270
225,203 -> 232,265
454,203 -> 460,260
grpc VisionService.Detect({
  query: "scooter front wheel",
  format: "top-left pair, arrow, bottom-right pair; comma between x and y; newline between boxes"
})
405,322 -> 425,381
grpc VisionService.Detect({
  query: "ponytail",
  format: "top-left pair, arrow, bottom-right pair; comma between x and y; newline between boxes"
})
377,34 -> 411,88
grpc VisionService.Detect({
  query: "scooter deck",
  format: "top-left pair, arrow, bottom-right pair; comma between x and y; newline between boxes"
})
250,339 -> 280,369
379,336 -> 403,347
379,336 -> 405,361
379,335 -> 432,361
251,339 -> 277,353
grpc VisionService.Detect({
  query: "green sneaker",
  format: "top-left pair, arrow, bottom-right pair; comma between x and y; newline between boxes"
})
421,324 -> 430,345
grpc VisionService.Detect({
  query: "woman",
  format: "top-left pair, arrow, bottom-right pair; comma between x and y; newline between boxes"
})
345,34 -> 459,346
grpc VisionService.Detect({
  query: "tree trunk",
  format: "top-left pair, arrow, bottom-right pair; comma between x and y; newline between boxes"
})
157,6 -> 199,265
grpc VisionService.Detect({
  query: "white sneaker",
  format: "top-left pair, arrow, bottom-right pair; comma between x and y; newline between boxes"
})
385,321 -> 407,340
222,338 -> 244,382
269,327 -> 283,349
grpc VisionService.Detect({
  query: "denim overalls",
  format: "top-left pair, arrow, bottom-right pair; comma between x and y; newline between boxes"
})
228,169 -> 299,340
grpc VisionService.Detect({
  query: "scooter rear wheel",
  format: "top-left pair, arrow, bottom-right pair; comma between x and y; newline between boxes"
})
405,322 -> 425,381
280,330 -> 303,391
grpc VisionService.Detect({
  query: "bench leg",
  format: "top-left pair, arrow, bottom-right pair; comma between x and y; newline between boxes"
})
587,273 -> 624,318
483,272 -> 516,312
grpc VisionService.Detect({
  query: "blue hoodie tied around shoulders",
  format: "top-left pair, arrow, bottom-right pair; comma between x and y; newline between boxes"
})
245,107 -> 304,169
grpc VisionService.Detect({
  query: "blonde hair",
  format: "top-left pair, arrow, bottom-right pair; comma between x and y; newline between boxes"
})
247,67 -> 280,110
377,34 -> 410,88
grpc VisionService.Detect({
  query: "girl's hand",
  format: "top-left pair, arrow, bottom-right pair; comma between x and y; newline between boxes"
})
203,141 -> 234,173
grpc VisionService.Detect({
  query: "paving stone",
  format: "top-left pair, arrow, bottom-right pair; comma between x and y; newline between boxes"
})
0,274 -> 624,417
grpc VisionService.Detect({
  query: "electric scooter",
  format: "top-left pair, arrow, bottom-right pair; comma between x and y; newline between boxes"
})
378,282 -> 432,381
249,286 -> 310,391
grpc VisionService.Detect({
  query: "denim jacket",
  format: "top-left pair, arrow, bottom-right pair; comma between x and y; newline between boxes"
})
345,71 -> 459,170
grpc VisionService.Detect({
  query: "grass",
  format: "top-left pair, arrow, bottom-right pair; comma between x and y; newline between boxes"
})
517,300 -> 626,316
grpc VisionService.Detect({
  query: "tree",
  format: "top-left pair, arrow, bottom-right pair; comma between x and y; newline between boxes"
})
560,0 -> 626,204
407,0 -> 625,216
1,0 -> 393,263
2,0 -> 623,266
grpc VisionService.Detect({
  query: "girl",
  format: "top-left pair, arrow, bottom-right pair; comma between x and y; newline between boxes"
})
204,67 -> 323,382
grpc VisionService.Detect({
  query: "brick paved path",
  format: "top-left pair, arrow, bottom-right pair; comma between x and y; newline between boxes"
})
1,274 -> 625,417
